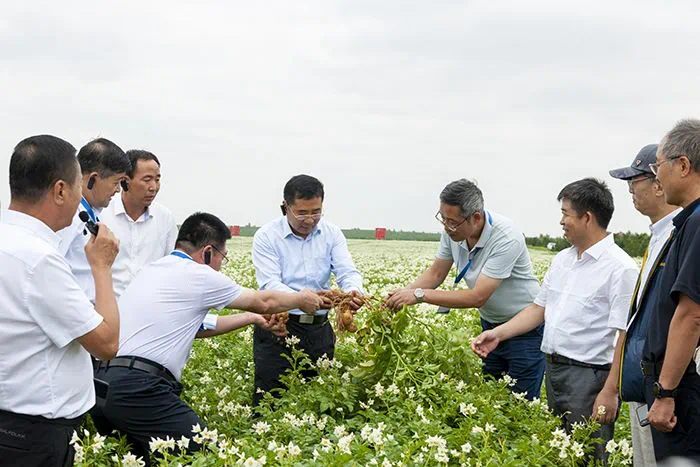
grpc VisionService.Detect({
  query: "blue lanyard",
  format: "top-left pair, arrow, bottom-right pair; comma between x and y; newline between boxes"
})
170,251 -> 193,261
80,198 -> 99,223
453,211 -> 493,285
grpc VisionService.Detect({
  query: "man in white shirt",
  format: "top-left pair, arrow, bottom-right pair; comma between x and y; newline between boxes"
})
252,175 -> 364,406
100,150 -> 178,297
472,178 -> 639,462
592,145 -> 681,466
0,135 -> 120,467
92,212 -> 324,464
58,138 -> 130,302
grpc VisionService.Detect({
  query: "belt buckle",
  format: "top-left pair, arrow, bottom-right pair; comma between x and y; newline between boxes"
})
299,314 -> 314,324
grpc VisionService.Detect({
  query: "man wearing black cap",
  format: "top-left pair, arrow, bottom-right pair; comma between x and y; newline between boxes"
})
643,119 -> 700,462
593,144 -> 680,467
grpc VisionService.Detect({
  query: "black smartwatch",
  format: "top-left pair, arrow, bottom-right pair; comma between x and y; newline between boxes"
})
652,381 -> 678,399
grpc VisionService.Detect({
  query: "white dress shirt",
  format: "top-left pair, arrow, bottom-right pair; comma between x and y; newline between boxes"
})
252,217 -> 364,315
117,253 -> 242,381
0,211 -> 102,419
635,209 -> 681,308
57,199 -> 102,302
100,196 -> 178,297
535,234 -> 639,365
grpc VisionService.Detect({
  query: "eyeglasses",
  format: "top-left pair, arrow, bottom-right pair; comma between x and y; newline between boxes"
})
287,206 -> 323,222
649,156 -> 681,176
211,244 -> 229,265
626,176 -> 655,189
435,211 -> 468,232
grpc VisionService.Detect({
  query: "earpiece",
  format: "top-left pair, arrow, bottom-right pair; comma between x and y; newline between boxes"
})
204,249 -> 211,265
120,179 -> 129,191
87,176 -> 96,190
280,203 -> 287,215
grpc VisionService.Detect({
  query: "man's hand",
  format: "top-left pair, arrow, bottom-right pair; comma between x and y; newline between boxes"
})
470,330 -> 500,358
258,314 -> 288,337
348,290 -> 364,312
648,398 -> 677,432
385,288 -> 417,310
297,288 -> 324,315
85,223 -> 119,271
592,387 -> 619,425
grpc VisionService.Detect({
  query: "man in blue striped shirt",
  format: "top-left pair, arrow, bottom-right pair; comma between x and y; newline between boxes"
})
251,174 -> 364,405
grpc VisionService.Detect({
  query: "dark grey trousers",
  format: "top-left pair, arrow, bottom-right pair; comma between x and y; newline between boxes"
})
545,360 -> 615,463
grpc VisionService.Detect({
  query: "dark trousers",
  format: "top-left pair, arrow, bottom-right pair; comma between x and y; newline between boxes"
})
253,318 -> 335,406
545,360 -> 614,463
644,372 -> 700,462
0,408 -> 83,467
91,366 -> 204,465
481,318 -> 545,400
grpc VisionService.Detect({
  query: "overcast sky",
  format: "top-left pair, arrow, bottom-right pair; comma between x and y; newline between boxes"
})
1,1 -> 699,236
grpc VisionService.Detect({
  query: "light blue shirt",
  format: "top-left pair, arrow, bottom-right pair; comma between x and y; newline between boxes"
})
252,217 -> 364,315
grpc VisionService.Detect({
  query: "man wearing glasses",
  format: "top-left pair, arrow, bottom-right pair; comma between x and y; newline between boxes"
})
91,212 -> 324,462
252,174 -> 364,406
642,119 -> 700,462
386,178 -> 544,400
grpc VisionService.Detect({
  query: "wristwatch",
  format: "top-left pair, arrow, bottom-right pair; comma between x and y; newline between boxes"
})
414,288 -> 425,303
652,381 -> 678,399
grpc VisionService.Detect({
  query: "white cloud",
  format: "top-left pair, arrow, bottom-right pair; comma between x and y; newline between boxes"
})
1,0 -> 699,235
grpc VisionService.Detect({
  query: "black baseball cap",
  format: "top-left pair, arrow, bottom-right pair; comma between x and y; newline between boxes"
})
609,144 -> 658,180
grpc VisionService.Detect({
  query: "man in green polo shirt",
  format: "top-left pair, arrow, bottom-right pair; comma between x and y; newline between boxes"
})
386,178 -> 544,399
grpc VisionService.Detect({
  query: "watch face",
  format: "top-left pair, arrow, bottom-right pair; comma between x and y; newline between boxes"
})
414,289 -> 424,299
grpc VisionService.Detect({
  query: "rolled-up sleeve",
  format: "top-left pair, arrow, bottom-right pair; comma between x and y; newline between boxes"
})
330,227 -> 364,293
252,230 -> 295,293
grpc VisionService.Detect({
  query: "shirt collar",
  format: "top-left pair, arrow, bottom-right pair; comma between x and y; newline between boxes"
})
578,233 -> 614,261
473,210 -> 494,250
281,216 -> 322,239
114,196 -> 151,222
672,197 -> 700,229
1,210 -> 61,248
650,208 -> 682,237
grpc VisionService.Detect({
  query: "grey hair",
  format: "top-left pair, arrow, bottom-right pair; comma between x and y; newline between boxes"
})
660,118 -> 700,172
439,179 -> 484,218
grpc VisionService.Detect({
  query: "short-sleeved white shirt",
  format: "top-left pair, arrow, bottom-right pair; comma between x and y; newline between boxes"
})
57,202 -> 102,302
99,196 -> 178,298
117,253 -> 243,381
436,210 -> 541,323
535,234 -> 639,365
0,210 -> 102,419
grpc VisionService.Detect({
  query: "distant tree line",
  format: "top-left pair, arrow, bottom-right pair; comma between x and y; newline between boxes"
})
230,225 -> 441,242
224,223 -> 649,257
525,232 -> 650,258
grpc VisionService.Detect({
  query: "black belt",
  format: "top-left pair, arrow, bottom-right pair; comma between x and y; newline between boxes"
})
96,356 -> 177,384
641,359 -> 696,378
546,353 -> 611,371
287,313 -> 328,325
0,408 -> 85,427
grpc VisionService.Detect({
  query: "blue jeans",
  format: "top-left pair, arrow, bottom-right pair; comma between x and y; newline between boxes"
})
480,318 -> 545,400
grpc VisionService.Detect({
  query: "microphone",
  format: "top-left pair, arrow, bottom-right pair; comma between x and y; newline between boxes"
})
78,211 -> 99,236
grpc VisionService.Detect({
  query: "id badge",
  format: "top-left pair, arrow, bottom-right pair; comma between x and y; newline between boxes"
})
636,404 -> 650,427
